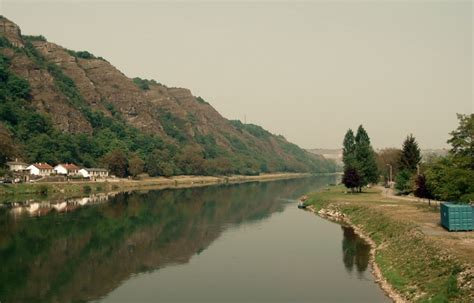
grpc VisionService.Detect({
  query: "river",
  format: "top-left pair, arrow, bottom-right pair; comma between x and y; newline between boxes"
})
0,176 -> 389,302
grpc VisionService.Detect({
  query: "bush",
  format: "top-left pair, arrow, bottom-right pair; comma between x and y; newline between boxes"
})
38,185 -> 48,195
82,185 -> 92,194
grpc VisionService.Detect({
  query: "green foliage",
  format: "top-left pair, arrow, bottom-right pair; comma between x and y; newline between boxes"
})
196,96 -> 209,105
395,169 -> 413,194
342,129 -> 356,168
422,114 -> 474,203
158,110 -> 188,143
68,50 -> 96,59
399,134 -> 421,172
230,120 -> 272,139
355,125 -> 378,185
82,185 -> 92,194
0,54 -> 30,100
22,35 -> 47,42
128,154 -> 145,178
424,156 -> 474,203
38,185 -> 49,195
0,36 -> 12,47
102,149 -> 128,178
447,113 -> 473,169
132,77 -> 159,90
341,125 -> 378,190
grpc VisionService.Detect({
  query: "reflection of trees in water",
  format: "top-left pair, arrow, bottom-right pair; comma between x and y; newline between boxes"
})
0,175 -> 337,303
341,226 -> 370,275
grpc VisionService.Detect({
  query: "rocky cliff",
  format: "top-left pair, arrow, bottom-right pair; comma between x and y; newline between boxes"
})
0,16 -> 335,175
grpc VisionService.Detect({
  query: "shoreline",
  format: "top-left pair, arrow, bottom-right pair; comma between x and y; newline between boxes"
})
302,186 -> 473,302
306,205 -> 405,303
0,172 -> 317,202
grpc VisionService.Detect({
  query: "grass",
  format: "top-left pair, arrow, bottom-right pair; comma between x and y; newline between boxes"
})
305,186 -> 472,302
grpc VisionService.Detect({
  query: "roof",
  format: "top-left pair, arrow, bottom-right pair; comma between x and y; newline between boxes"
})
57,163 -> 80,170
30,163 -> 53,169
6,161 -> 29,166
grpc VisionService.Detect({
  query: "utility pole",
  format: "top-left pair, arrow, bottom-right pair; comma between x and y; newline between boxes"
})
386,164 -> 393,186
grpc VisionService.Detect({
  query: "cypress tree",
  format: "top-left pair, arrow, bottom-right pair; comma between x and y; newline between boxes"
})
355,125 -> 378,189
399,134 -> 421,172
342,129 -> 356,168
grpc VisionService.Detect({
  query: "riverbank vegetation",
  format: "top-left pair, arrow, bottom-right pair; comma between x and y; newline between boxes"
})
341,125 -> 378,192
385,114 -> 473,203
304,186 -> 473,302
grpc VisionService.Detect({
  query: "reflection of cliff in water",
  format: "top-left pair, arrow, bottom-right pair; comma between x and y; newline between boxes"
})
0,176 -> 335,303
341,226 -> 370,276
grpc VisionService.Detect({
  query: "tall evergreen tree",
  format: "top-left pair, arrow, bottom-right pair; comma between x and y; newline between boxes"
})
342,129 -> 356,168
399,134 -> 421,172
354,125 -> 379,188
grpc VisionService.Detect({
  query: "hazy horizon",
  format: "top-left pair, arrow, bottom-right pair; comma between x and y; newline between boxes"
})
2,0 -> 472,149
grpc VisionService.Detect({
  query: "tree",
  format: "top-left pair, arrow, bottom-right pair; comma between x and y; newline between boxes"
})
0,124 -> 17,167
102,149 -> 128,178
128,154 -> 145,178
395,169 -> 413,194
342,129 -> 356,168
354,125 -> 379,189
146,149 -> 177,177
399,134 -> 421,172
342,167 -> 362,192
447,113 -> 473,169
424,156 -> 474,203
414,174 -> 432,201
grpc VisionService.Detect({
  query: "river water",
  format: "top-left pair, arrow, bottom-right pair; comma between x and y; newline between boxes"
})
0,176 -> 389,302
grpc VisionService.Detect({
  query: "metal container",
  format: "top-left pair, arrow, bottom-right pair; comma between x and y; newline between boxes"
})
440,202 -> 474,231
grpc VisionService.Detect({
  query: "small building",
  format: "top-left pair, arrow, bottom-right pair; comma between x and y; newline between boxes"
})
6,159 -> 29,172
27,163 -> 54,176
54,163 -> 80,176
78,168 -> 109,179
440,202 -> 474,231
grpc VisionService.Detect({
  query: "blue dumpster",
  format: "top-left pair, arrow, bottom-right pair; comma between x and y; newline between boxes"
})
440,202 -> 474,231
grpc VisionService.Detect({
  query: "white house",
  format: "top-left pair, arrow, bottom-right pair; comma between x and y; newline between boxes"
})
78,168 -> 109,178
27,163 -> 54,176
6,159 -> 29,172
54,163 -> 80,175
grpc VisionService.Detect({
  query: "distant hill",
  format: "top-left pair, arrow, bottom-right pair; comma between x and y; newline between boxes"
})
0,16 -> 336,175
307,148 -> 343,165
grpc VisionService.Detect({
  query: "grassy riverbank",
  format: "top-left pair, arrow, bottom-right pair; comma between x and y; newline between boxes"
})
0,173 -> 311,202
304,186 -> 473,303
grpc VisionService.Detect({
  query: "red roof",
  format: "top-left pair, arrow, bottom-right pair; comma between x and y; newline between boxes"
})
32,163 -> 53,169
59,163 -> 80,170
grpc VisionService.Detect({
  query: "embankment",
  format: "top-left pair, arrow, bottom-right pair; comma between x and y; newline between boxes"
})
0,173 -> 311,202
303,186 -> 473,303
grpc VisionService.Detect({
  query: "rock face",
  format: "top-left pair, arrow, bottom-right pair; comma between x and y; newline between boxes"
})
0,17 -> 23,47
0,15 -> 334,173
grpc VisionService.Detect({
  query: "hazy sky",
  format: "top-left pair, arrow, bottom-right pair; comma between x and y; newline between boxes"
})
2,0 -> 472,149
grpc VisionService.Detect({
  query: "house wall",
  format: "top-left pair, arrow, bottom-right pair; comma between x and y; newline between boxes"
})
54,166 -> 68,175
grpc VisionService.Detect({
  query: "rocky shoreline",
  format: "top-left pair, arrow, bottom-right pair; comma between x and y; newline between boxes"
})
305,205 -> 406,303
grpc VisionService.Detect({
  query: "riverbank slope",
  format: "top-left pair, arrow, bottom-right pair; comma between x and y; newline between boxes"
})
0,172 -> 313,202
304,186 -> 473,302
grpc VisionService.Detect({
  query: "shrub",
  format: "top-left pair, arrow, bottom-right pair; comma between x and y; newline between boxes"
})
38,185 -> 48,195
82,185 -> 92,194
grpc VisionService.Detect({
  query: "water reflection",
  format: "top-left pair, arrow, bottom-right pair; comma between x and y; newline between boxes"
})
341,226 -> 371,276
0,176 -> 335,303
3,192 -> 118,218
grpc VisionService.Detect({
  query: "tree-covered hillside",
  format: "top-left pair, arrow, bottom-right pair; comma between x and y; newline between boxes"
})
0,16 -> 335,177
